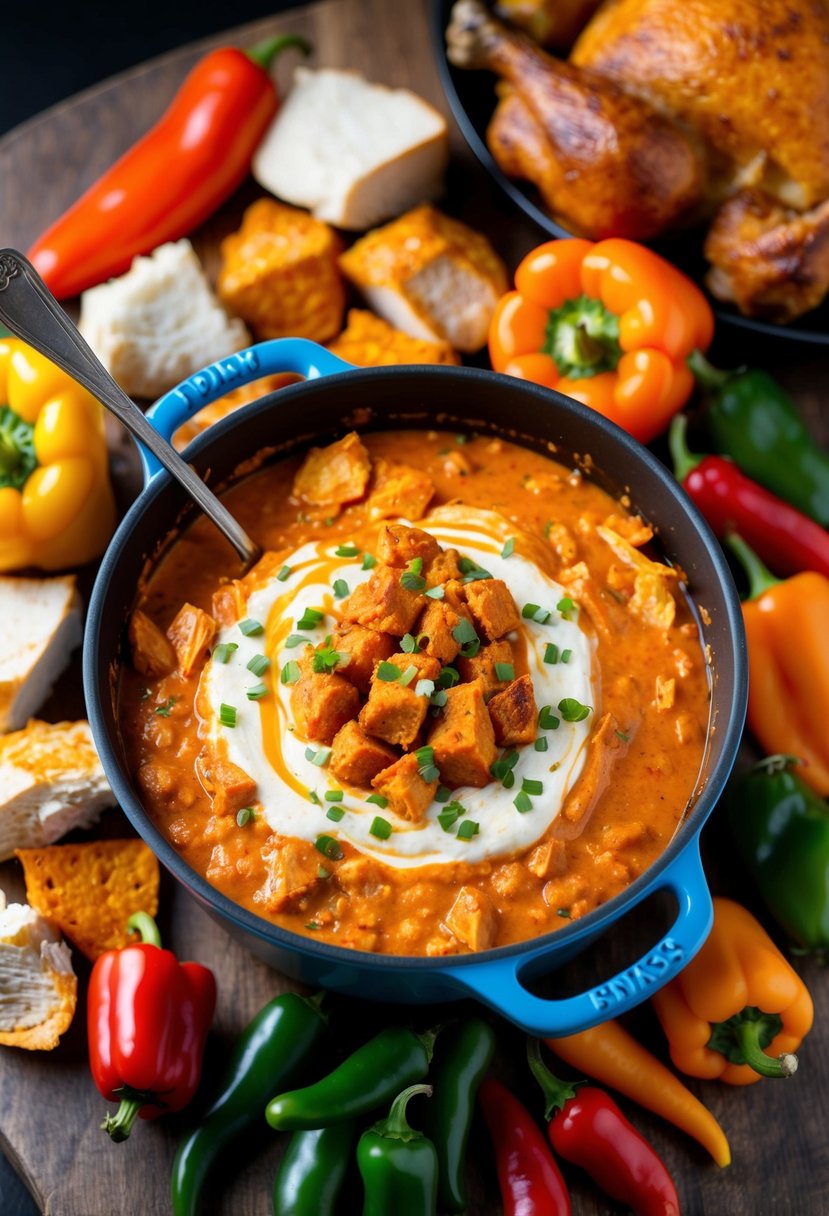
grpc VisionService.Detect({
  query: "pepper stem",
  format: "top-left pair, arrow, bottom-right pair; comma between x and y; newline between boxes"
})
724,533 -> 780,600
415,1025 -> 441,1066
102,1097 -> 143,1143
734,1021 -> 798,1079
687,350 -> 732,391
381,1084 -> 433,1140
668,414 -> 703,482
126,911 -> 161,948
246,34 -> 312,70
526,1037 -> 579,1120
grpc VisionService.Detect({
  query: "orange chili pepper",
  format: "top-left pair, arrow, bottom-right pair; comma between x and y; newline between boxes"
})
489,238 -> 713,443
651,897 -> 814,1086
727,533 -> 829,796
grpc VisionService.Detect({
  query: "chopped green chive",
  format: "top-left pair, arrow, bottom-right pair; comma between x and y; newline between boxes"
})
154,696 -> 177,717
212,642 -> 238,664
366,793 -> 389,808
377,661 -> 402,683
495,662 -> 515,682
558,698 -> 592,723
317,865 -> 331,879
284,633 -> 308,648
424,585 -> 445,600
296,607 -> 325,631
502,771 -> 516,789
246,682 -> 269,701
247,653 -> 270,676
539,705 -> 561,730
501,537 -> 515,558
312,644 -> 349,674
280,660 -> 301,685
458,556 -> 492,582
308,790 -> 322,806
561,649 -> 572,664
398,665 -> 418,687
335,544 -> 360,557
332,578 -> 349,599
557,597 -> 576,620
401,570 -> 427,592
457,819 -> 479,840
430,689 -> 448,709
361,553 -> 377,570
276,564 -> 292,582
514,791 -> 533,813
305,922 -> 322,931
438,801 -> 466,832
219,703 -> 237,728
437,666 -> 460,689
534,736 -> 549,752
455,433 -> 468,445
239,618 -> 264,637
557,908 -> 572,919
490,750 -> 520,782
415,745 -> 440,783
314,834 -> 343,861
305,745 -> 332,766
236,807 -> 254,827
522,777 -> 543,795
325,789 -> 344,802
435,785 -> 452,804
415,678 -> 435,699
326,806 -> 345,822
401,633 -> 417,653
369,816 -> 392,840
452,619 -> 480,658
409,557 -> 424,575
543,521 -> 553,538
616,730 -> 630,743
522,603 -> 552,624
543,643 -> 559,665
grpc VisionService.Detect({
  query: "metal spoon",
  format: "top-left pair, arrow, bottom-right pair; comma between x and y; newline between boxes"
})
0,249 -> 261,568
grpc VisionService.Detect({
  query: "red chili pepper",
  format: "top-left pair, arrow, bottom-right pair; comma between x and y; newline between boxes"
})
87,912 -> 216,1142
478,1076 -> 571,1216
669,414 -> 829,580
27,35 -> 310,299
527,1039 -> 680,1216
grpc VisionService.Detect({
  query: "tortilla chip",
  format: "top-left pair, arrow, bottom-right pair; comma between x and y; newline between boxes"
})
15,839 -> 160,961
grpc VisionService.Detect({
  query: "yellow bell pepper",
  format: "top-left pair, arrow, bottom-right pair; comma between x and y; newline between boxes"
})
0,337 -> 115,571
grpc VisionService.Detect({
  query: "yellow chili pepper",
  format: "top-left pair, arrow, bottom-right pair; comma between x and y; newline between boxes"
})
0,337 -> 115,571
651,897 -> 814,1086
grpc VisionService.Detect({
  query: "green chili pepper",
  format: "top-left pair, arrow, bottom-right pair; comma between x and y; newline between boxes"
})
265,1025 -> 437,1131
171,992 -> 327,1216
690,352 -> 829,526
357,1083 -> 438,1216
726,755 -> 829,955
272,1122 -> 357,1216
422,1016 -> 496,1213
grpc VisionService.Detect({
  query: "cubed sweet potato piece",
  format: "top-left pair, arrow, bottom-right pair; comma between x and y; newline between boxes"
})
464,578 -> 520,641
488,674 -> 537,746
292,431 -> 371,507
292,671 -> 361,744
371,752 -> 437,823
377,524 -> 441,568
129,609 -> 176,678
329,624 -> 396,693
428,679 -> 497,788
260,834 -> 326,913
167,603 -> 217,678
212,581 -> 247,628
442,578 -> 472,620
366,458 -> 434,522
330,721 -> 398,787
359,652 -> 441,748
426,548 -> 462,588
341,565 -> 425,635
456,639 -> 514,695
195,752 -> 257,816
416,600 -> 462,664
445,886 -> 498,952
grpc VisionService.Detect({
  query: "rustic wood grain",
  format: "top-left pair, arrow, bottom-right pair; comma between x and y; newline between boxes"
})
0,2 -> 827,1213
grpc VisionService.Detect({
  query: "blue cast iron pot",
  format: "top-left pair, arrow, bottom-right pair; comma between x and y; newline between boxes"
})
84,338 -> 747,1036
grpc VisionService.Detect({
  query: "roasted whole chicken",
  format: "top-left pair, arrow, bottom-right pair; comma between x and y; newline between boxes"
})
447,0 -> 829,321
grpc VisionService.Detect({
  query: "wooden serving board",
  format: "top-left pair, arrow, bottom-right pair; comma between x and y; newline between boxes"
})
1,2 -> 827,1212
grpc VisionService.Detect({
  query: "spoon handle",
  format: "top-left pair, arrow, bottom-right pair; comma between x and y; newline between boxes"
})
0,249 -> 260,568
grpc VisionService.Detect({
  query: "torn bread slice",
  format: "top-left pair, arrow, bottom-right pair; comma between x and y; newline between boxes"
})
0,574 -> 81,732
0,720 -> 115,862
0,896 -> 77,1050
253,67 -> 449,231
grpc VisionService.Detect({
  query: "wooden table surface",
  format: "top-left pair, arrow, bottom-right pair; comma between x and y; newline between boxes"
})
0,2 -> 827,1213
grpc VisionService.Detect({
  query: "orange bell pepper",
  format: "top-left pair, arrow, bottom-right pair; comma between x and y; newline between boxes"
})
651,897 -> 814,1086
727,533 -> 829,796
489,238 -> 714,443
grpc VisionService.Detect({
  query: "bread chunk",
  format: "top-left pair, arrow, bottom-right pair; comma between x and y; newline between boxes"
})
330,721 -> 398,786
365,458 -> 435,522
416,600 -> 462,665
428,679 -> 497,788
292,671 -> 361,744
377,524 -> 442,568
371,752 -> 438,822
0,898 -> 76,1050
464,578 -> 521,641
329,624 -> 396,693
0,574 -> 81,732
167,603 -> 217,679
328,309 -> 460,366
456,639 -> 513,695
488,674 -> 538,746
341,565 -> 426,636
292,432 -> 372,507
445,886 -> 498,952
359,653 -> 441,748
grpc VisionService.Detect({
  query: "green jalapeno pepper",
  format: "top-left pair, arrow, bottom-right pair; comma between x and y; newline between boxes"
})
272,1122 -> 357,1216
689,352 -> 829,527
422,1016 -> 496,1213
265,1025 -> 437,1131
171,991 -> 327,1216
727,755 -> 829,955
357,1083 -> 438,1216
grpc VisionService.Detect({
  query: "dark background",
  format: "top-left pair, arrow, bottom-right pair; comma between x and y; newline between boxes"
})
1,4 -> 298,1210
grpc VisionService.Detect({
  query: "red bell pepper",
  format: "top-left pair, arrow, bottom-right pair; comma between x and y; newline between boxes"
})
669,414 -> 829,580
478,1076 -> 571,1216
527,1039 -> 680,1216
88,912 -> 216,1142
28,34 -> 310,299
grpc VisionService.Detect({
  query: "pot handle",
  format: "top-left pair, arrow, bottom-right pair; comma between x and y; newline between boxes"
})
141,338 -> 353,481
443,838 -> 712,1037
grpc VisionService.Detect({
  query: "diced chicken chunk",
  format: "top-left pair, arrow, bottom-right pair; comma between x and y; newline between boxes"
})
441,578 -> 471,619
371,752 -> 437,822
377,524 -> 441,568
128,610 -> 176,678
259,835 -> 326,912
488,674 -> 537,746
292,671 -> 361,744
293,432 -> 371,507
341,564 -> 426,635
527,838 -> 568,880
329,721 -> 399,787
428,679 -> 497,788
444,886 -> 498,952
211,581 -> 247,628
359,652 -> 441,748
463,579 -> 520,641
456,639 -> 513,695
416,600 -> 462,664
426,548 -> 462,588
195,752 -> 257,816
365,458 -> 434,521
328,624 -> 396,693
166,603 -> 217,679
